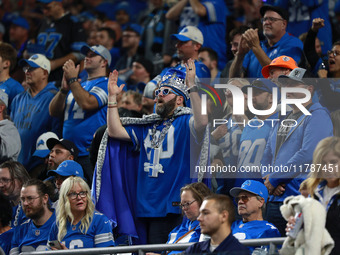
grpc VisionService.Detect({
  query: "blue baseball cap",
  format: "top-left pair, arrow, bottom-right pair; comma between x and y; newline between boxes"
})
242,78 -> 279,95
48,160 -> 84,179
230,180 -> 269,202
81,45 -> 112,66
125,24 -> 142,36
11,17 -> 29,30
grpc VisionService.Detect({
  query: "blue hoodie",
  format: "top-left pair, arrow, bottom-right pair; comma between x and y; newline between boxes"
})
261,102 -> 333,202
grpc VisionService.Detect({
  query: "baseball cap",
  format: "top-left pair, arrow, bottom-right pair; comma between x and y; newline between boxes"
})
48,160 -> 84,178
0,90 -> 8,107
171,26 -> 204,45
81,45 -> 112,66
278,67 -> 307,85
241,78 -> 279,95
19,54 -> 51,74
33,132 -> 59,158
261,56 -> 298,78
11,17 -> 29,30
230,180 -> 268,202
125,24 -> 142,36
47,138 -> 79,160
260,5 -> 289,21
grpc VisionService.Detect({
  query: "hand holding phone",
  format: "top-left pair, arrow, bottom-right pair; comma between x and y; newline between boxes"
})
49,240 -> 62,249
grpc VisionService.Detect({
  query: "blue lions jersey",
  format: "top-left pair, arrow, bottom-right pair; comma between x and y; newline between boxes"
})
235,114 -> 278,187
48,212 -> 114,249
11,204 -> 27,228
275,0 -> 332,55
125,114 -> 194,217
0,228 -> 14,255
63,77 -> 108,156
10,82 -> 61,170
0,78 -> 24,112
216,116 -> 242,194
232,220 -> 281,252
10,212 -> 56,255
178,0 -> 229,69
218,116 -> 242,167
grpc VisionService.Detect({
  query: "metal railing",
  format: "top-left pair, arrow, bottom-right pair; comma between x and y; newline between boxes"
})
21,237 -> 286,255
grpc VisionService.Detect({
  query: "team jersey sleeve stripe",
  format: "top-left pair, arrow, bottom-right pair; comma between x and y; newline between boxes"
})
94,233 -> 114,244
90,87 -> 108,105
204,2 -> 217,22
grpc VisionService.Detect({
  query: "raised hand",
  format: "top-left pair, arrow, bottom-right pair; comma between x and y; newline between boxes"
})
108,70 -> 125,96
243,28 -> 260,49
185,58 -> 196,88
62,60 -> 79,80
312,18 -> 325,32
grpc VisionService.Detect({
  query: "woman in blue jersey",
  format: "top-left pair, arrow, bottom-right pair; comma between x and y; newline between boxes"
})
148,182 -> 212,255
287,137 -> 340,255
48,177 -> 114,250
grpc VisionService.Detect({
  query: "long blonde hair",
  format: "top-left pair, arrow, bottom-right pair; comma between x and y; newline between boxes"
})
56,177 -> 95,241
306,136 -> 340,197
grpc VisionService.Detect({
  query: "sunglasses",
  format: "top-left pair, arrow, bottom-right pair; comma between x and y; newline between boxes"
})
154,88 -> 179,97
235,195 -> 255,203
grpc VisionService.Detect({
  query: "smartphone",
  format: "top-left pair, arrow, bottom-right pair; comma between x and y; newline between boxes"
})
49,240 -> 62,249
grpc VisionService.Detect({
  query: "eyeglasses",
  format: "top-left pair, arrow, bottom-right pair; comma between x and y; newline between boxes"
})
179,200 -> 196,209
23,66 -> 39,73
327,50 -> 340,57
0,177 -> 12,184
68,191 -> 87,200
154,88 -> 179,97
261,17 -> 284,23
235,195 -> 255,203
20,196 -> 41,204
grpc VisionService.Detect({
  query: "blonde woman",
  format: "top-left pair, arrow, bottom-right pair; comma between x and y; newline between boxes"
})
288,137 -> 340,255
48,177 -> 114,249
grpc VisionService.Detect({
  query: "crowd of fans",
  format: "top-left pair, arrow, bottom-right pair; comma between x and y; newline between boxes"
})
0,0 -> 340,254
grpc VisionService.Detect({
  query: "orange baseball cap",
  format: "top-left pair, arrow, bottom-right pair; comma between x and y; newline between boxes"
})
261,56 -> 298,78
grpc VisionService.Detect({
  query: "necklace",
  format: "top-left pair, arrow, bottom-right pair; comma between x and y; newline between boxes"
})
12,203 -> 21,227
150,115 -> 176,148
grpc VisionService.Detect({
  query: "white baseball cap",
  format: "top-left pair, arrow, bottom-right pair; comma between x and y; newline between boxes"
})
33,132 -> 59,158
81,45 -> 112,66
19,54 -> 51,74
171,26 -> 204,45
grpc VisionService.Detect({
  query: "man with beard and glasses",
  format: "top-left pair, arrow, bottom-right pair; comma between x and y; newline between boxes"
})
234,79 -> 279,188
10,179 -> 55,254
97,59 -> 208,244
229,5 -> 303,78
0,161 -> 30,229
